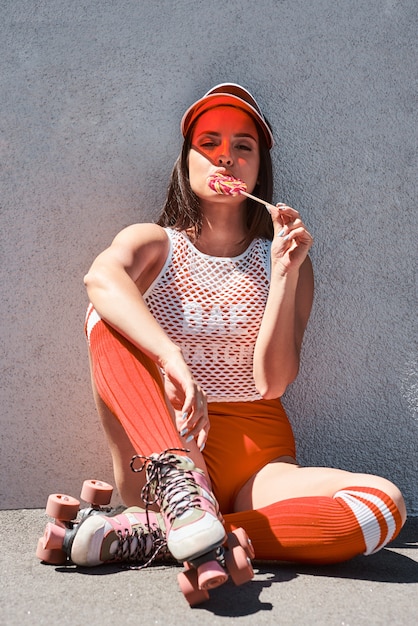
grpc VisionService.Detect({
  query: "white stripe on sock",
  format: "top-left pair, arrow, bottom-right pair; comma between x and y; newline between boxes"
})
86,306 -> 101,343
335,489 -> 396,555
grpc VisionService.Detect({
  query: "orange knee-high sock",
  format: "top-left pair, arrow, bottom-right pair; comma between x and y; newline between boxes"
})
87,316 -> 182,456
223,487 -> 403,564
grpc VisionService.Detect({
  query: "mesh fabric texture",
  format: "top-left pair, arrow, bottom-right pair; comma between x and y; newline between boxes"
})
144,228 -> 271,402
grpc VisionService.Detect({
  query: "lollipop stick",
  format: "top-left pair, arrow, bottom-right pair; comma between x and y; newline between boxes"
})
240,190 -> 277,213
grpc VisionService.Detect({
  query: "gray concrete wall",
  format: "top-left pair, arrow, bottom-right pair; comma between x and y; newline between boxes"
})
1,0 -> 416,513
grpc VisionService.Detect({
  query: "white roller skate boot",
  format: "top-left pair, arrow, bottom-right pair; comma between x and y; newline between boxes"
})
131,449 -> 226,562
37,506 -> 169,567
131,449 -> 254,604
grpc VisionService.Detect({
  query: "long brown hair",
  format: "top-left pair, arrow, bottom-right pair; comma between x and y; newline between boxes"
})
157,117 -> 274,242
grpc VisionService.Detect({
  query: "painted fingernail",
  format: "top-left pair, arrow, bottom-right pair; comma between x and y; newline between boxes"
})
277,229 -> 285,237
200,443 -> 206,452
181,412 -> 188,421
186,435 -> 194,443
180,428 -> 188,437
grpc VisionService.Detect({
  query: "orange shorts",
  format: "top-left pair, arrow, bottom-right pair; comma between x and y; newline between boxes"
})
203,398 -> 296,514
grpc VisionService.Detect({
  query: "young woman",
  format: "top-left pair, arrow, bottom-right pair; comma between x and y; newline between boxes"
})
82,84 -> 406,567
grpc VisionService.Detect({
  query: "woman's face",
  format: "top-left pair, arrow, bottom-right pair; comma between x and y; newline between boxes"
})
188,106 -> 260,204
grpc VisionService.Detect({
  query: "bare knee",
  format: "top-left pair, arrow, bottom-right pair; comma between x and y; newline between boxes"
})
350,473 -> 407,524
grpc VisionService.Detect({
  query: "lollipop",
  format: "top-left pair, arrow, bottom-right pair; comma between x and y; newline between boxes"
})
207,174 -> 247,196
207,173 -> 277,213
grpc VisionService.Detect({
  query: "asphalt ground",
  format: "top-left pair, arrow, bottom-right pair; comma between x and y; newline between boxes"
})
0,510 -> 416,625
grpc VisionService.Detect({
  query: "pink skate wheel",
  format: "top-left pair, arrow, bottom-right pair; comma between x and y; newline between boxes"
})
80,479 -> 113,506
178,569 -> 209,607
45,494 -> 80,521
42,522 -> 66,550
197,559 -> 228,590
227,528 -> 255,560
225,545 -> 254,586
36,538 -> 67,565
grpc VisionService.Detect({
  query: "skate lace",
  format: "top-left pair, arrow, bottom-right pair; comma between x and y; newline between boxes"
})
115,521 -> 170,569
131,448 -> 204,525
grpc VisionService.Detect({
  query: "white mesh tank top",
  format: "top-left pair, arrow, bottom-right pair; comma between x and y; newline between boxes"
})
144,228 -> 272,403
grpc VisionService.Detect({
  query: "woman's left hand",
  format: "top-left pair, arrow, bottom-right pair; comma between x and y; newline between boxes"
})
270,204 -> 313,273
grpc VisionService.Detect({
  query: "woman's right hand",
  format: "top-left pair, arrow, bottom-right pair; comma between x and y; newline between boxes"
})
161,349 -> 209,451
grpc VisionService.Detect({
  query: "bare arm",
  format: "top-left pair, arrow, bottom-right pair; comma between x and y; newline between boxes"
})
253,205 -> 314,398
84,224 -> 177,367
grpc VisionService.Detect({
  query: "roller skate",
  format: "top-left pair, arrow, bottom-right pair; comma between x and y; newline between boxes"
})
131,449 -> 255,606
36,479 -> 169,567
